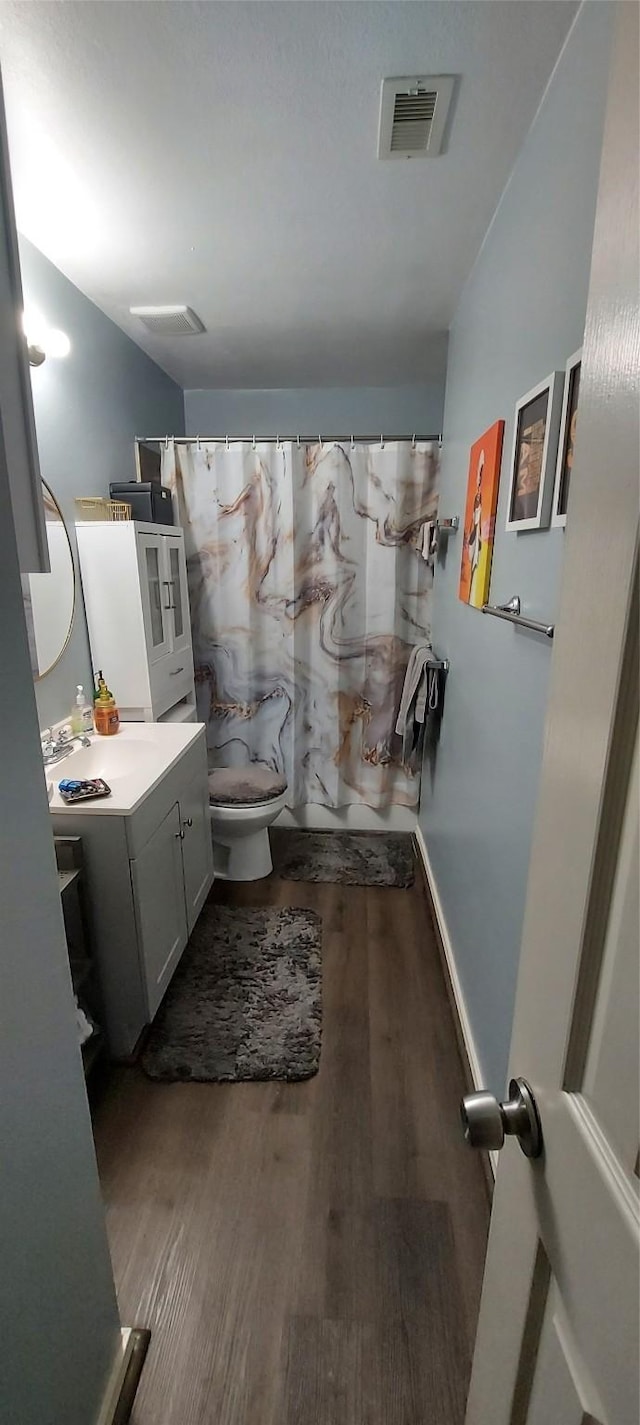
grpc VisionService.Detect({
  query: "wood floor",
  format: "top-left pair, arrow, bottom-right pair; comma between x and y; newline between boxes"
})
93,851 -> 490,1425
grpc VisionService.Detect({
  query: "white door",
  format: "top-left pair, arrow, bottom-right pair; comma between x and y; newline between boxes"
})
137,530 -> 172,664
130,802 -> 188,1019
164,533 -> 191,657
0,72 -> 47,573
464,7 -> 639,1422
179,763 -> 214,934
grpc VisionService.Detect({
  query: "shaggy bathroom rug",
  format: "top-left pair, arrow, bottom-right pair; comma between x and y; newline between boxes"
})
141,905 -> 322,1083
273,829 -> 415,888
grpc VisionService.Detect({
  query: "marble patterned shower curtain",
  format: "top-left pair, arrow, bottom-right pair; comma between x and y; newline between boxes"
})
161,439 -> 439,809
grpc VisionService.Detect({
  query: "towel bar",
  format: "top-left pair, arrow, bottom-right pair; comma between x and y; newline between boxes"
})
437,516 -> 459,536
482,596 -> 554,640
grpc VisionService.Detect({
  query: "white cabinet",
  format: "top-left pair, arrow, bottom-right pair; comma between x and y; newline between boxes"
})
137,529 -> 192,665
179,761 -> 214,933
130,802 -> 187,1019
76,520 -> 196,721
50,729 -> 214,1056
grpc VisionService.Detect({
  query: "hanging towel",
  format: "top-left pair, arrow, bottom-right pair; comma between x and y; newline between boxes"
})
415,662 -> 441,725
421,520 -> 436,565
395,644 -> 433,766
396,646 -> 448,770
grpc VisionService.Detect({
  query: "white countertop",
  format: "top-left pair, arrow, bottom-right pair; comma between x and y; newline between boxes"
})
48,721 -> 205,816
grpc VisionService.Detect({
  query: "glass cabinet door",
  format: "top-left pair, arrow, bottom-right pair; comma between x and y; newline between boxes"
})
146,545 -> 165,647
169,545 -> 183,639
166,536 -> 191,654
137,533 -> 171,662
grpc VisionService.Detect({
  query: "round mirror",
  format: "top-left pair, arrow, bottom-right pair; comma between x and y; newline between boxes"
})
22,482 -> 75,679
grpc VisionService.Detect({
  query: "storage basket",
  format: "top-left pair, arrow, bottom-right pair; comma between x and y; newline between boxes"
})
74,498 -> 131,523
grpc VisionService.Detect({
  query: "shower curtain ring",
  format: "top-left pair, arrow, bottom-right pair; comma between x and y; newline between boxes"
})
252,435 -> 256,450
196,434 -> 201,451
411,433 -> 416,449
380,434 -> 384,450
350,434 -> 355,450
297,435 -> 300,449
225,434 -> 229,450
165,436 -> 169,450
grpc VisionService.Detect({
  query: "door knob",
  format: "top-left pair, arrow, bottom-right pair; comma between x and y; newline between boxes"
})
460,1077 -> 543,1159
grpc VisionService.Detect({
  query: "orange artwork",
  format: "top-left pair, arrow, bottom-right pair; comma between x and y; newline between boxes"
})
458,419 -> 505,609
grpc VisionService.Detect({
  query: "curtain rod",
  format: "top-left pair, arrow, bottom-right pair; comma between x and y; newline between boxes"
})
136,433 -> 442,447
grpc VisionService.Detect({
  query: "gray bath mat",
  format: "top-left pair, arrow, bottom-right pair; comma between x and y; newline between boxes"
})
141,905 -> 322,1083
274,830 -> 415,888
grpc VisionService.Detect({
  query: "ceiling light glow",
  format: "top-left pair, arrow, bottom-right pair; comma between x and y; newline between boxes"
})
46,328 -> 71,359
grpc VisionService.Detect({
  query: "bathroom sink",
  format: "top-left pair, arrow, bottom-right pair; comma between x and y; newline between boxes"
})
59,736 -> 159,781
47,722 -> 204,815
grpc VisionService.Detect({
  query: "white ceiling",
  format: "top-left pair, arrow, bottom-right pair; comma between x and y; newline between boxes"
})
0,1 -> 577,390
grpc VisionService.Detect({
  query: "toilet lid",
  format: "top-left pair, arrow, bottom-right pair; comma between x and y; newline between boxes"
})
208,766 -> 288,807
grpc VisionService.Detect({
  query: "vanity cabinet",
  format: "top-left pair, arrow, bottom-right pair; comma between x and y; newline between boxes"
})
130,767 -> 211,1021
76,521 -> 196,722
178,761 -> 215,931
50,727 -> 213,1057
130,802 -> 187,1020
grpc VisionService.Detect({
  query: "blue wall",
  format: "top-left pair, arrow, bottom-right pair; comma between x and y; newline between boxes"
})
185,379 -> 446,441
421,2 -> 613,1094
20,237 -> 185,729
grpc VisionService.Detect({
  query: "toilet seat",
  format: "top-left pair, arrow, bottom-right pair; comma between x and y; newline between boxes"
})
208,766 -> 288,809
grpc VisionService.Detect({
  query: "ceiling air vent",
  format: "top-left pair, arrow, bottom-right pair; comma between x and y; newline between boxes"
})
377,75 -> 455,159
129,305 -> 205,335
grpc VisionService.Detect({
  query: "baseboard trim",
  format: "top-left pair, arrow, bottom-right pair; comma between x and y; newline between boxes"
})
95,1327 -> 151,1425
414,825 -> 497,1182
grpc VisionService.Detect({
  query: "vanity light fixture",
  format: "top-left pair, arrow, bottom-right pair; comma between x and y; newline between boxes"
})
23,306 -> 71,366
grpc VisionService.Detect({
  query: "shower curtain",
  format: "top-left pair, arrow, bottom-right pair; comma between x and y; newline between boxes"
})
161,439 -> 440,809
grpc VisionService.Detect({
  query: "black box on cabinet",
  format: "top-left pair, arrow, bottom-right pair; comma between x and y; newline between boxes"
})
109,481 -> 174,525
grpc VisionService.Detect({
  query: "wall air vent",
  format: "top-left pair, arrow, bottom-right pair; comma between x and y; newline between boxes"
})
377,75 -> 455,159
129,305 -> 205,335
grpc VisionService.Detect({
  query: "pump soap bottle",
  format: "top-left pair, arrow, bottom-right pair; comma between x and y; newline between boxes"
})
93,675 -> 120,737
71,685 -> 93,736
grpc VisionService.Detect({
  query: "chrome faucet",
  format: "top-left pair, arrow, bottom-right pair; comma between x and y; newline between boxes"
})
41,728 -> 91,766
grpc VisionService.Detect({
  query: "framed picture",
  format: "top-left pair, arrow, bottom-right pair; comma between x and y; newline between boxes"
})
551,349 -> 582,528
505,372 -> 564,532
459,419 -> 505,609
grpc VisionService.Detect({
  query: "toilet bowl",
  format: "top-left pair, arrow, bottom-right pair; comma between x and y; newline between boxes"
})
208,766 -> 288,881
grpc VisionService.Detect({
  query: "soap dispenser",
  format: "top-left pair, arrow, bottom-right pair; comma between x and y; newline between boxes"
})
71,685 -> 93,736
93,674 -> 120,737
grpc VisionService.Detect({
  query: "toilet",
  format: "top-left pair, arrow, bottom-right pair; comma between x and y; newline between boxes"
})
208,766 -> 288,881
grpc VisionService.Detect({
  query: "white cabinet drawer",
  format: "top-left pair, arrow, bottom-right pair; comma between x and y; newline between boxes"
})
150,646 -> 194,717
